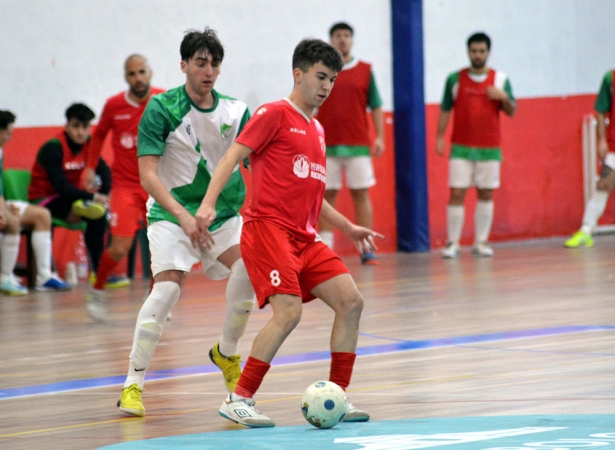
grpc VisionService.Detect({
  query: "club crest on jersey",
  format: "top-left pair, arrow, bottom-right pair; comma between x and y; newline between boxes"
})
185,123 -> 192,136
120,133 -> 135,149
293,155 -> 310,179
220,123 -> 232,138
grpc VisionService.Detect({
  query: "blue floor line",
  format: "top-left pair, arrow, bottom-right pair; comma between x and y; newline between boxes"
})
1,324 -> 612,400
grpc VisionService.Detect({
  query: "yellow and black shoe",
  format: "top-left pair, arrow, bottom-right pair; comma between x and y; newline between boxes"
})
209,343 -> 241,392
72,199 -> 106,220
117,383 -> 145,417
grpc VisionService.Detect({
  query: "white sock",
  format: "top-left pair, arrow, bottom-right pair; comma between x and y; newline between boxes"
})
124,281 -> 180,388
475,200 -> 494,244
219,259 -> 255,357
320,230 -> 334,248
32,230 -> 53,285
581,190 -> 609,235
0,234 -> 20,281
446,205 -> 464,245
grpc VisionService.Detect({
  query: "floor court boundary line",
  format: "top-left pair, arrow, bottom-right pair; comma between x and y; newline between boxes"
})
0,324 -> 612,401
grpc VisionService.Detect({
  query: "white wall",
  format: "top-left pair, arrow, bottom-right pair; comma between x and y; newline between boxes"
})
0,0 -> 392,126
3,0 -> 615,126
424,0 -> 615,103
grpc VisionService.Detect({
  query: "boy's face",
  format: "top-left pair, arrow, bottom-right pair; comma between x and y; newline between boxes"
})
296,61 -> 338,109
65,118 -> 90,145
181,51 -> 221,99
0,123 -> 14,147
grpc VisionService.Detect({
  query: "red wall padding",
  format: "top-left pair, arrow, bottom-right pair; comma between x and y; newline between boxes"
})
6,96 -> 614,264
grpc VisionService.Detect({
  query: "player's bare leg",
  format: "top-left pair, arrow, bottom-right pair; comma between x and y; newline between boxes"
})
312,273 -> 368,421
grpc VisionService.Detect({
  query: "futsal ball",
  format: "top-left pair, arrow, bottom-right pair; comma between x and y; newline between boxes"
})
301,381 -> 348,429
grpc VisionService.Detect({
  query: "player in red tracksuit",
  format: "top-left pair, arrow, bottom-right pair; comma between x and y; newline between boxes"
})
82,54 -> 164,322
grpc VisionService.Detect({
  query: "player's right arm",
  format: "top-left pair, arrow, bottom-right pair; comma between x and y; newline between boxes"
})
595,71 -> 613,160
84,102 -> 112,188
198,142 -> 253,231
139,154 -> 211,250
436,72 -> 456,157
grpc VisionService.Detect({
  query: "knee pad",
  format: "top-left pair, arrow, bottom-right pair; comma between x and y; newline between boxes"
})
130,281 -> 180,369
227,259 -> 255,316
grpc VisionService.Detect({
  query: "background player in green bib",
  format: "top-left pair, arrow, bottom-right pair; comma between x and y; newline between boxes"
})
117,28 -> 255,417
436,32 -> 516,258
565,69 -> 615,248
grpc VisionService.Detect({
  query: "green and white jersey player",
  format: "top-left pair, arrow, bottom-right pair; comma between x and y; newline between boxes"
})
116,28 -> 256,418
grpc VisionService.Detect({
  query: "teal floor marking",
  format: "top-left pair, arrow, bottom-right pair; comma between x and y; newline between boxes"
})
100,415 -> 615,449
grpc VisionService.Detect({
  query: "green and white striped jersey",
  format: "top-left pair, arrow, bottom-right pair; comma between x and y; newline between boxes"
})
138,85 -> 250,231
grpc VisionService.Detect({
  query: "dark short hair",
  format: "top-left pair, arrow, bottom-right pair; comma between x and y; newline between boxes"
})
65,103 -> 95,124
180,27 -> 224,64
292,38 -> 344,74
329,21 -> 353,37
0,110 -> 16,130
467,32 -> 491,50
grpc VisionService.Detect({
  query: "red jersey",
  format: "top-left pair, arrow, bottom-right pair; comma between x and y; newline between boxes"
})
451,69 -> 501,148
88,88 -> 164,189
316,60 -> 372,146
29,132 -> 89,199
236,99 -> 327,242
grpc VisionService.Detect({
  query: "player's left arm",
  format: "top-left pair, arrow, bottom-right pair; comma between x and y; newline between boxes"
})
320,199 -> 384,254
368,71 -> 385,157
487,77 -> 516,117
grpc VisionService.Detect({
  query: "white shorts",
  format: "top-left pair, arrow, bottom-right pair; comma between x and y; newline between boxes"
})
449,158 -> 501,189
5,200 -> 30,215
148,215 -> 242,280
326,156 -> 376,190
604,152 -> 615,171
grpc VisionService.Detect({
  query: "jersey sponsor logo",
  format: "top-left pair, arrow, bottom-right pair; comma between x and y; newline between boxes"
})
120,133 -> 135,149
114,114 -> 132,120
290,127 -> 306,135
256,107 -> 267,115
293,155 -> 310,178
64,161 -> 86,170
185,124 -> 192,136
310,162 -> 326,183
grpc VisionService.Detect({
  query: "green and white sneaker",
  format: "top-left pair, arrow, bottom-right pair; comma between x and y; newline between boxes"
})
564,230 -> 593,248
0,277 -> 28,296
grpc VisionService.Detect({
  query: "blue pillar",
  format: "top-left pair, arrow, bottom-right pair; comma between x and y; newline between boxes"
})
391,0 -> 429,252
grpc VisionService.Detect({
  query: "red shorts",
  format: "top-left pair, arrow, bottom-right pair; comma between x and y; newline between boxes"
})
240,220 -> 350,309
109,187 -> 148,238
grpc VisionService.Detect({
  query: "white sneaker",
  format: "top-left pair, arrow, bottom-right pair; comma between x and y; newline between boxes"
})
472,242 -> 494,257
86,288 -> 107,322
219,394 -> 275,428
342,401 -> 370,422
441,243 -> 460,259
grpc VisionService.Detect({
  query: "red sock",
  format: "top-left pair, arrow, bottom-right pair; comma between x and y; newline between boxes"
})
329,352 -> 356,391
94,251 -> 119,290
234,357 -> 270,398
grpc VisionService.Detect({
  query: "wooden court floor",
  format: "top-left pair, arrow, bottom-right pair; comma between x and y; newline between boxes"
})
0,236 -> 613,449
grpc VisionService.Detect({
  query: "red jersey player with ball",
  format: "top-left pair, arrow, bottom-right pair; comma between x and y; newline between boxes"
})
199,38 -> 383,428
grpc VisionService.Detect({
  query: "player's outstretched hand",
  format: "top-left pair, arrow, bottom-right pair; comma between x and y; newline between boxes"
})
343,224 -> 384,255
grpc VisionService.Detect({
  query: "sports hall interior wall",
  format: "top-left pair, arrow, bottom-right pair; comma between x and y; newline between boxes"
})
2,0 -> 615,265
